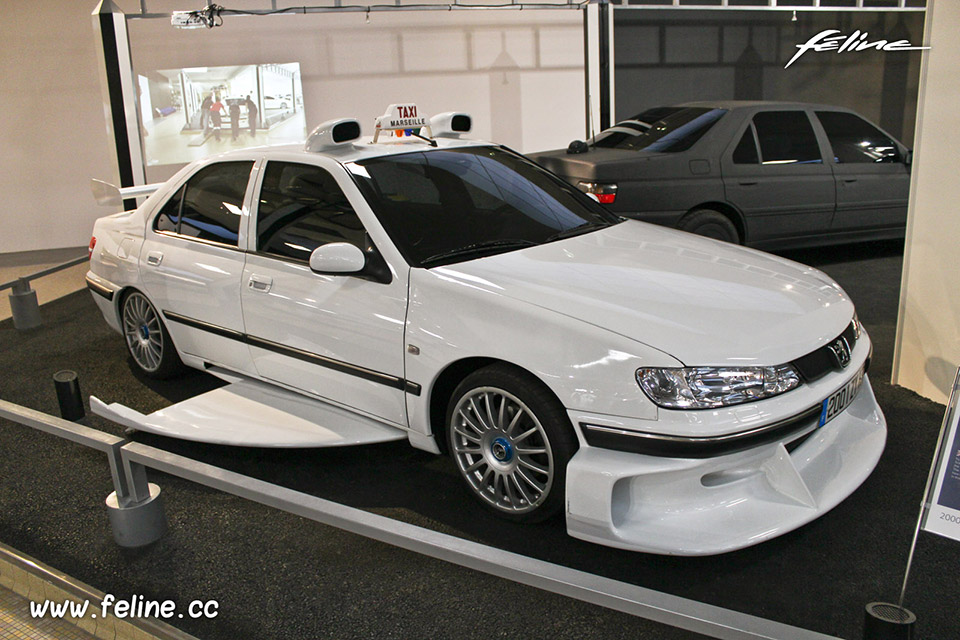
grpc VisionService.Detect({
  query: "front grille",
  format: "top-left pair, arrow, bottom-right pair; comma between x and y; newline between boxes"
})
791,322 -> 858,382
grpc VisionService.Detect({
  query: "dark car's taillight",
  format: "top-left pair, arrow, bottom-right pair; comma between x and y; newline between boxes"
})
577,181 -> 618,204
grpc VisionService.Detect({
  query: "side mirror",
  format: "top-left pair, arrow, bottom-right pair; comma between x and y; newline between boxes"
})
904,150 -> 913,166
309,242 -> 365,275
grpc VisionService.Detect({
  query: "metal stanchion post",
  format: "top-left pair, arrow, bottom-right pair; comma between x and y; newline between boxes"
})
53,371 -> 85,422
9,278 -> 41,331
105,448 -> 167,548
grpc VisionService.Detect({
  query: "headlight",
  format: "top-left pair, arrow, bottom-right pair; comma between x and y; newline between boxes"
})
636,365 -> 801,409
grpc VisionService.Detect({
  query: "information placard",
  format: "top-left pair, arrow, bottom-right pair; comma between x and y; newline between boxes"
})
921,375 -> 960,542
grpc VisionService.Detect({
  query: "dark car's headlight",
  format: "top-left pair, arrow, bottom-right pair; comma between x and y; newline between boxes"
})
637,365 -> 801,409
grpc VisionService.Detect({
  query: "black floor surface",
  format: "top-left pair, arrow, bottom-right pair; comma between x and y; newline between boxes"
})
1,239 -> 958,640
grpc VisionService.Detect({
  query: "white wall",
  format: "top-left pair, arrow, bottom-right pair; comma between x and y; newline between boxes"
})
127,9 -> 586,183
0,0 -> 119,254
0,2 -> 585,253
893,0 -> 960,404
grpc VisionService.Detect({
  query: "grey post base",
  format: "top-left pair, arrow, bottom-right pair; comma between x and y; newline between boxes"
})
105,483 -> 168,547
9,283 -> 41,331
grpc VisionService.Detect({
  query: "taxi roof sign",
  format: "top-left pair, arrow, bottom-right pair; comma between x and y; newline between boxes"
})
373,104 -> 432,143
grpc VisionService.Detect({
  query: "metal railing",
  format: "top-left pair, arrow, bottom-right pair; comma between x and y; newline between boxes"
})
0,255 -> 88,330
0,395 -> 842,640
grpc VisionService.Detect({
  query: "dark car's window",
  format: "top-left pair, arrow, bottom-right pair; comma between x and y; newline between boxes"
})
256,162 -> 367,262
752,111 -> 822,165
176,161 -> 253,246
816,111 -> 902,163
348,146 -> 621,268
592,107 -> 687,147
592,108 -> 727,152
732,126 -> 759,164
154,184 -> 184,233
626,106 -> 684,125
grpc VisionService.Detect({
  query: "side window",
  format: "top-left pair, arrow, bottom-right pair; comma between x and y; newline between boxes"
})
752,111 -> 822,165
732,126 -> 759,164
178,161 -> 253,246
816,111 -> 901,164
154,185 -> 184,233
256,162 -> 367,262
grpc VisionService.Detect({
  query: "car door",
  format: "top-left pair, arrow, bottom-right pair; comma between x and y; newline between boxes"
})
813,110 -> 910,232
139,160 -> 256,374
240,158 -> 409,427
721,109 -> 835,245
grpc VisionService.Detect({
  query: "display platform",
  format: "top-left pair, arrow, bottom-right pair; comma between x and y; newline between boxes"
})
0,239 -> 957,640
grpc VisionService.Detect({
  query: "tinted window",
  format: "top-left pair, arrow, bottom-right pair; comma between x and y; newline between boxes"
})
592,108 -> 727,152
753,111 -> 822,165
816,111 -> 901,163
154,185 -> 184,233
348,147 -> 620,267
178,161 -> 253,246
732,127 -> 759,164
627,106 -> 684,125
257,162 -> 366,262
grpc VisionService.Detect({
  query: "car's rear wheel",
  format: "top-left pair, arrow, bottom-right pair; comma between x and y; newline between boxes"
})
121,291 -> 185,379
678,208 -> 740,244
446,364 -> 577,523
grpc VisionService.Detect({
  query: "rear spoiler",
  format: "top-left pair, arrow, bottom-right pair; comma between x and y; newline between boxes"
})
90,179 -> 164,207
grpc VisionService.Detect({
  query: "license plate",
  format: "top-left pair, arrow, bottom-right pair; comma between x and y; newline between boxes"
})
819,367 -> 864,427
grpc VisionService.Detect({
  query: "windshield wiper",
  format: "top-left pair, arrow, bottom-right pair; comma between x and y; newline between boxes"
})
544,222 -> 611,243
420,239 -> 537,268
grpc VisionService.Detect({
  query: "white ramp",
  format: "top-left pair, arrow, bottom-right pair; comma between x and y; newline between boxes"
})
90,377 -> 407,448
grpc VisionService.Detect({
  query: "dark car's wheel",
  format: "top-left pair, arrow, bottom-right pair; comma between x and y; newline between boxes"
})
120,290 -> 185,379
678,208 -> 740,244
446,364 -> 578,523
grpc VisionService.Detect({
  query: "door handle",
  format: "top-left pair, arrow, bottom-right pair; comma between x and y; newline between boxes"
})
739,181 -> 758,186
146,251 -> 163,266
248,274 -> 273,293
843,178 -> 858,183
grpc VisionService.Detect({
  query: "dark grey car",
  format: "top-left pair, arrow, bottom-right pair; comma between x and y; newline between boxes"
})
527,101 -> 911,250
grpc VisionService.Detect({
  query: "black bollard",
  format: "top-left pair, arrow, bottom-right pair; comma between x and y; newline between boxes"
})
864,602 -> 916,640
53,370 -> 85,422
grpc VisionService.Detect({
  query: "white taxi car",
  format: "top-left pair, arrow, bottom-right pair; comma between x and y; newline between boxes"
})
86,104 -> 886,555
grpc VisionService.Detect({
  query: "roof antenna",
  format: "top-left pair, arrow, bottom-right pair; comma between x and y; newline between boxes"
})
587,91 -> 596,141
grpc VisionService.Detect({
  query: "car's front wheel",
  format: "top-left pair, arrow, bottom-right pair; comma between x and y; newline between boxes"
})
120,290 -> 185,379
446,364 -> 578,523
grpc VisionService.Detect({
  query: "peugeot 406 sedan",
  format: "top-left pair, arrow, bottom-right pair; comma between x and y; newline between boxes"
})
528,101 -> 910,250
86,106 -> 886,555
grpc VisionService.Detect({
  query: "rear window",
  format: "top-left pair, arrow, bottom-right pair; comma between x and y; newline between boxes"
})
152,162 -> 253,246
592,108 -> 727,153
752,112 -> 822,165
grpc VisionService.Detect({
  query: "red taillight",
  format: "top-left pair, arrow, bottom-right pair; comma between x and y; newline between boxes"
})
88,236 -> 96,259
576,181 -> 618,205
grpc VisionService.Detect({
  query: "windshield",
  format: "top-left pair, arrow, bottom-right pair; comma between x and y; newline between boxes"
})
347,147 -> 621,268
592,107 -> 727,152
